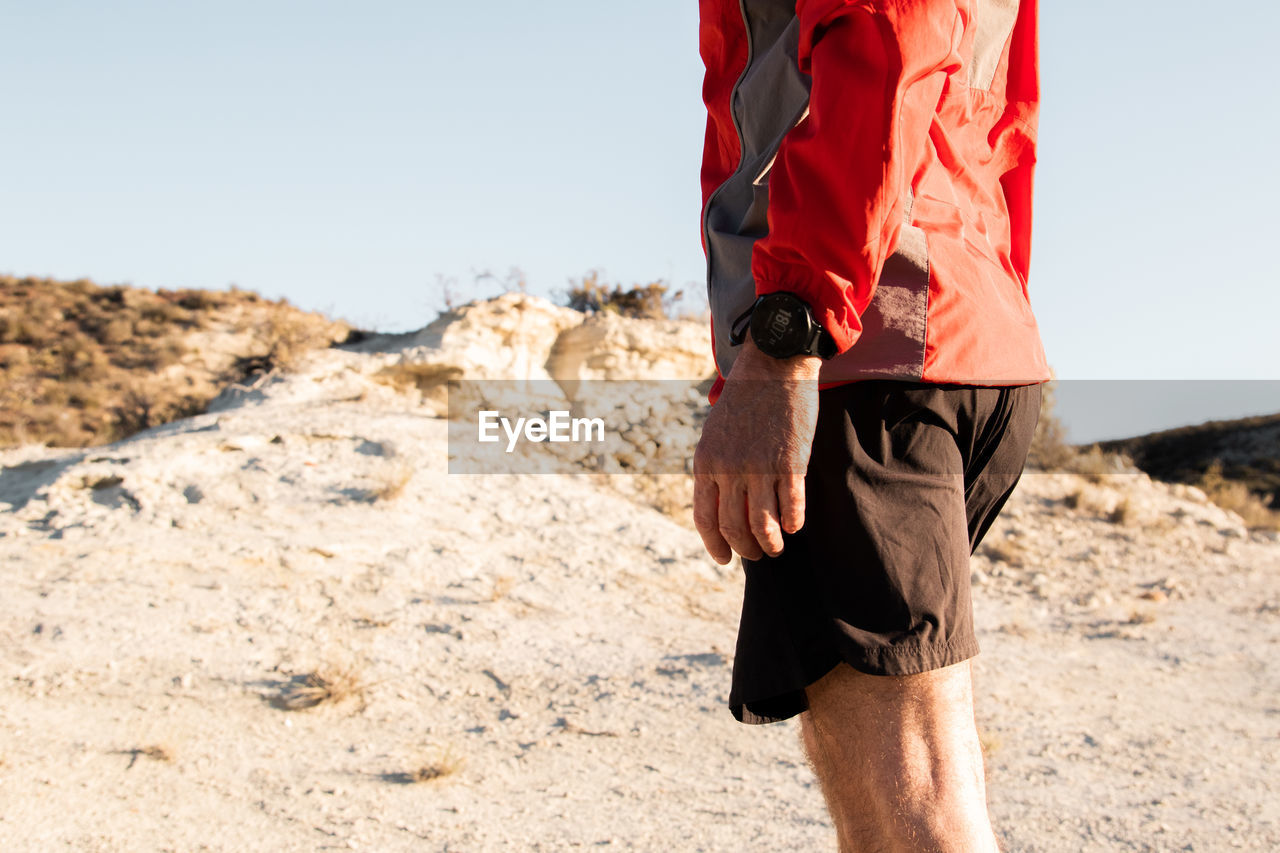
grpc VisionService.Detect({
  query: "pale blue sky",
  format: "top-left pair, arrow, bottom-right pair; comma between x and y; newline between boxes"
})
3,1 -> 1278,440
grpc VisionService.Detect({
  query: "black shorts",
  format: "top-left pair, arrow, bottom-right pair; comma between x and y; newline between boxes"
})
729,380 -> 1042,724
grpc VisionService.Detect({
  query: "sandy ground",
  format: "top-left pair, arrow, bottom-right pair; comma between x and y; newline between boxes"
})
1,339 -> 1277,851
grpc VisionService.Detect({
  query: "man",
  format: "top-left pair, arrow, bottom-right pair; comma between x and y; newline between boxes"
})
692,0 -> 1048,849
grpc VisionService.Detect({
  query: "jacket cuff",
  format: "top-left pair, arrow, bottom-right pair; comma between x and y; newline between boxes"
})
752,264 -> 864,356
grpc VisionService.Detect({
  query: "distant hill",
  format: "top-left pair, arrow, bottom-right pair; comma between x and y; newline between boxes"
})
0,275 -> 350,448
1098,414 -> 1280,524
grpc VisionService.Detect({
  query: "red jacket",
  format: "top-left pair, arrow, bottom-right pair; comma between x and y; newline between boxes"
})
700,0 -> 1049,400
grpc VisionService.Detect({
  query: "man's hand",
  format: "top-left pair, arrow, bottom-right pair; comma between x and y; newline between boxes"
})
692,339 -> 821,564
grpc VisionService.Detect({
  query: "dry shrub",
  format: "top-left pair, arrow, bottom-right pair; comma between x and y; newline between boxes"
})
1108,497 -> 1134,525
0,275 -> 348,448
980,536 -> 1026,567
1067,445 -> 1122,483
565,270 -> 672,320
172,288 -> 234,312
369,464 -> 414,502
375,362 -> 462,397
134,745 -> 173,763
1026,379 -> 1077,470
273,665 -> 368,711
115,745 -> 174,768
256,307 -> 342,373
1199,461 -> 1280,531
112,386 -> 205,441
1065,483 -> 1130,522
391,745 -> 464,785
99,317 -> 133,345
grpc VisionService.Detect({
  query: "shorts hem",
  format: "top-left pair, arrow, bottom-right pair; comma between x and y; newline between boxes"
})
838,634 -> 981,678
729,636 -> 980,726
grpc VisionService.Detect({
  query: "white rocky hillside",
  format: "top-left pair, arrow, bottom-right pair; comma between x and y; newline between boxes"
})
0,294 -> 1277,851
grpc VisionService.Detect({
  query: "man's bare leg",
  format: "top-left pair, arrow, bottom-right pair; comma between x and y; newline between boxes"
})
798,660 -> 998,853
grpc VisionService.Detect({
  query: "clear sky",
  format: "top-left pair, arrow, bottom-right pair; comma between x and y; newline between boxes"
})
3,1 -> 1278,440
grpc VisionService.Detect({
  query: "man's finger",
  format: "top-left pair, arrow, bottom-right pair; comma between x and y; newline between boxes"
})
693,475 -> 733,565
778,473 -> 806,535
718,478 -> 762,561
747,476 -> 785,557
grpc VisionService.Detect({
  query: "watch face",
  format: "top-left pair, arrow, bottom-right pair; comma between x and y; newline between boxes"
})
750,293 -> 809,356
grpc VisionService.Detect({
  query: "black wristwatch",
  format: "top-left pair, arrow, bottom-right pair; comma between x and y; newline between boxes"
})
729,292 -> 839,360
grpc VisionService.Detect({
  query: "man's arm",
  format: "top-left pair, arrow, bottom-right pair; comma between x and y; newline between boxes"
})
693,0 -> 961,563
753,0 -> 961,352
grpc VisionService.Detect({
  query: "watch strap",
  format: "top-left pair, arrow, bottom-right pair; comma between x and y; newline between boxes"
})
808,323 -> 839,360
728,301 -> 755,347
729,293 -> 838,359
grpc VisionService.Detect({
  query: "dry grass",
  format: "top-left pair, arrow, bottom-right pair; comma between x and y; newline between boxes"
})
374,362 -> 463,412
255,310 -> 339,373
565,271 -> 674,320
1066,446 -> 1122,483
1199,462 -> 1280,531
1065,484 -> 1141,525
0,274 -> 348,448
1025,379 -> 1076,470
273,664 -> 369,711
370,464 -> 414,502
980,536 -> 1027,567
137,745 -> 174,762
406,745 -> 464,783
488,574 -> 517,601
374,363 -> 462,394
1108,497 -> 1134,525
383,745 -> 465,785
116,745 -> 174,768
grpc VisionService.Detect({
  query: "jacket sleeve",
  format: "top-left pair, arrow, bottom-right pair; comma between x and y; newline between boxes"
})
751,0 -> 962,354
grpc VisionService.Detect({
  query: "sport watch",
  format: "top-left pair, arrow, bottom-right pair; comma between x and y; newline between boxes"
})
729,292 -> 839,360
